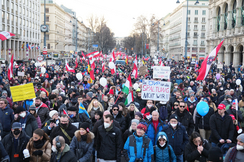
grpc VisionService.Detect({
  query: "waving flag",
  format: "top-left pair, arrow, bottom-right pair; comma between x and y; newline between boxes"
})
31,44 -> 35,49
79,102 -> 90,118
26,43 -> 31,50
102,62 -> 105,72
125,55 -> 128,64
196,39 -> 224,80
122,75 -> 132,95
22,43 -> 25,49
0,31 -> 15,41
75,57 -> 78,69
125,90 -> 134,105
8,54 -> 14,80
132,55 -> 138,79
65,63 -> 75,73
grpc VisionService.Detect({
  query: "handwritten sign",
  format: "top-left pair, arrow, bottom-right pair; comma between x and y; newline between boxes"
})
153,66 -> 171,79
10,83 -> 36,102
141,80 -> 171,101
17,71 -> 25,76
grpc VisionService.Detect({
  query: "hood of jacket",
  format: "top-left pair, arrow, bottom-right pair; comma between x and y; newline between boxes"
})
74,130 -> 94,143
156,131 -> 169,147
187,97 -> 196,103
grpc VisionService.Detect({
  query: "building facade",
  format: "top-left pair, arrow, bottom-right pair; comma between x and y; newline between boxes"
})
207,0 -> 244,67
168,0 -> 209,61
0,0 -> 41,61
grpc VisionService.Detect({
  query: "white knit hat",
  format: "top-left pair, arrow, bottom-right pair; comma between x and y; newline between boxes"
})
49,110 -> 58,118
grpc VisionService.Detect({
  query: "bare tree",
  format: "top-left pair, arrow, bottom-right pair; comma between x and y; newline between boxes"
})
149,14 -> 163,51
87,15 -> 99,32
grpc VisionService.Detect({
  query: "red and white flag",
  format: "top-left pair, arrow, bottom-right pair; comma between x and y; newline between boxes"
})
102,62 -> 105,72
8,54 -> 14,80
0,31 -> 15,41
110,51 -> 116,62
65,63 -> 75,73
75,57 -> 78,69
132,55 -> 138,79
197,39 -> 224,80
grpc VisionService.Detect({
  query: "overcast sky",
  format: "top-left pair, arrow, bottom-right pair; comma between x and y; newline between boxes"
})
55,0 -> 180,37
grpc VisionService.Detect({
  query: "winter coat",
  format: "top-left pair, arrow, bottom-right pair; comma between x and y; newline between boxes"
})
186,98 -> 198,114
70,131 -> 94,162
0,106 -> 14,133
134,97 -> 147,111
173,109 -> 194,136
124,133 -> 154,162
195,107 -> 214,132
146,119 -> 166,145
226,108 -> 243,122
0,141 -> 9,161
162,123 -> 189,155
224,146 -> 244,162
36,104 -> 49,124
123,128 -> 135,144
2,131 -> 30,162
15,113 -> 38,137
50,144 -> 77,162
209,111 -> 235,144
184,138 -> 210,162
96,123 -> 123,161
50,123 -> 77,145
154,132 -> 176,162
141,106 -> 157,120
26,138 -> 51,162
112,111 -> 127,132
36,116 -> 42,128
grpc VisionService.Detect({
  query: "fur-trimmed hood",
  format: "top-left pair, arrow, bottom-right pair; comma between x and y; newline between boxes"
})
74,130 -> 95,144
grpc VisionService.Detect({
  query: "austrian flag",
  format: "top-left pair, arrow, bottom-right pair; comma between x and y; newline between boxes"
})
65,63 -> 75,73
0,31 -> 15,41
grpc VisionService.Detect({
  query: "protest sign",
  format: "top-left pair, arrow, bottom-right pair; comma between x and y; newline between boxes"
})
17,71 -> 25,76
10,83 -> 36,102
217,63 -> 223,69
153,66 -> 171,79
141,80 -> 171,102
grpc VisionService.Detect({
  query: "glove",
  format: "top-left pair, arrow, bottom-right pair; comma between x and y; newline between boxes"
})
32,150 -> 43,156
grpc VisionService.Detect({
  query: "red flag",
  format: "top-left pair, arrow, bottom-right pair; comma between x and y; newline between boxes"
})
132,55 -> 138,79
90,69 -> 95,80
102,62 -> 105,72
82,52 -> 86,58
8,54 -> 14,80
75,57 -> 78,69
63,109 -> 68,115
197,39 -> 224,80
65,63 -> 75,73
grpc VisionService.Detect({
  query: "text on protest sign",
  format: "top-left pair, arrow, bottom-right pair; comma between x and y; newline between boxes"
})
153,66 -> 171,79
141,80 -> 171,101
10,83 -> 36,102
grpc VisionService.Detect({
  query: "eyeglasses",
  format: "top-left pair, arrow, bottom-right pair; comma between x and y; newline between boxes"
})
179,106 -> 185,108
147,102 -> 153,104
0,103 -> 4,104
113,109 -> 118,111
174,104 -> 178,106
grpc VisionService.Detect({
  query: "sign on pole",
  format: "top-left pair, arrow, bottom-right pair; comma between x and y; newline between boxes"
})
141,80 -> 171,102
43,46 -> 47,55
153,66 -> 171,79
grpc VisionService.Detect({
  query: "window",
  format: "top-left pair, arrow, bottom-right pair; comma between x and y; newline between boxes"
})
201,33 -> 205,37
193,40 -> 197,45
192,47 -> 197,52
188,25 -> 190,29
47,43 -> 50,49
46,34 -> 49,40
201,41 -> 205,45
188,17 -> 190,22
195,10 -> 198,15
187,47 -> 190,52
199,48 -> 205,52
194,25 -> 198,29
202,18 -> 206,22
202,25 -> 205,30
202,3 -> 205,5
46,16 -> 49,22
194,32 -> 198,37
202,10 -> 206,15
188,10 -> 191,15
194,17 -> 198,22
45,8 -> 49,13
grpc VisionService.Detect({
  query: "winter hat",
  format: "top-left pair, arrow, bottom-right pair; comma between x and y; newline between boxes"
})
80,122 -> 90,132
49,110 -> 58,118
2,90 -> 7,94
158,135 -> 167,141
169,114 -> 178,121
29,105 -> 36,111
109,89 -> 114,95
112,104 -> 119,110
131,119 -> 139,125
218,104 -> 226,110
67,106 -> 77,111
135,112 -> 143,119
87,92 -> 93,98
208,147 -> 223,162
137,123 -> 147,132
15,106 -> 26,114
237,134 -> 244,143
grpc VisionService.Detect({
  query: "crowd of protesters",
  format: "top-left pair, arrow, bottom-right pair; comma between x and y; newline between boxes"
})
0,56 -> 244,162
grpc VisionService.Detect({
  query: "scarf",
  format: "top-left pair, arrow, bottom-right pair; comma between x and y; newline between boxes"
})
228,146 -> 237,162
105,123 -> 113,132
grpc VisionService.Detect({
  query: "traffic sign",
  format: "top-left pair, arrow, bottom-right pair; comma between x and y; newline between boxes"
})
37,55 -> 44,62
43,46 -> 47,55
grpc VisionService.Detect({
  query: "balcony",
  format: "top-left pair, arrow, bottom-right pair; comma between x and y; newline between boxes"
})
201,28 -> 206,31
201,21 -> 206,24
200,43 -> 205,46
193,43 -> 198,46
193,35 -> 198,38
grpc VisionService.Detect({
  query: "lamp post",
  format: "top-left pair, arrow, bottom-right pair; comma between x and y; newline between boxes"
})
176,0 -> 199,62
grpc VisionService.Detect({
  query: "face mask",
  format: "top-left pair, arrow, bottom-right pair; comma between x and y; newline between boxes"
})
159,143 -> 166,147
19,112 -> 26,118
220,88 -> 223,90
171,123 -> 177,127
174,86 -> 178,89
13,129 -> 21,135
228,99 -> 232,103
60,123 -> 68,129
147,105 -> 152,108
236,144 -> 244,150
71,86 -> 74,89
104,122 -> 110,129
51,145 -> 57,152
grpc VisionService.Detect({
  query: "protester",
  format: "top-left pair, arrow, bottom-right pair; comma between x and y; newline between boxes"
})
123,119 -> 139,144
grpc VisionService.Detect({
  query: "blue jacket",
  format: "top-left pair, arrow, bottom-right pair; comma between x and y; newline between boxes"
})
175,79 -> 183,85
0,107 -> 14,132
155,132 -> 176,162
124,133 -> 154,162
146,119 -> 166,145
23,100 -> 33,111
162,123 -> 189,155
83,83 -> 90,90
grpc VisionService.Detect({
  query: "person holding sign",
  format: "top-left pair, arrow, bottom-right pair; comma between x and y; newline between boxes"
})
141,100 -> 157,121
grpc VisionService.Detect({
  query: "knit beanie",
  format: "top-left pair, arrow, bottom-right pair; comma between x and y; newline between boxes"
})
49,110 -> 58,118
131,119 -> 139,125
137,123 -> 147,132
208,147 -> 223,162
29,105 -> 36,111
237,134 -> 244,143
135,112 -> 143,119
15,106 -> 26,114
80,122 -> 90,132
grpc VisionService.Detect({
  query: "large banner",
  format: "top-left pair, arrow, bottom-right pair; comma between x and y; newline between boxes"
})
141,80 -> 171,101
153,66 -> 171,79
10,83 -> 36,102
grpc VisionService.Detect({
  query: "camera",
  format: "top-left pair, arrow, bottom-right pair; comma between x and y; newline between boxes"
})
50,119 -> 55,123
135,158 -> 143,162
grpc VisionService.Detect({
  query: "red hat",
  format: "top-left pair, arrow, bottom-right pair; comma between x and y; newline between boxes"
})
229,114 -> 236,120
218,104 -> 226,110
109,89 -> 114,95
137,123 -> 147,132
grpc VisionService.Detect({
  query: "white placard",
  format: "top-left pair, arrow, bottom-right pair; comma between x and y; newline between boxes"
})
141,80 -> 171,102
18,71 -> 25,76
153,66 -> 171,79
217,63 -> 223,69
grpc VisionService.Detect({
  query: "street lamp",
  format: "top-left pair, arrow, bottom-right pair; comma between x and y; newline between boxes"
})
176,0 -> 198,62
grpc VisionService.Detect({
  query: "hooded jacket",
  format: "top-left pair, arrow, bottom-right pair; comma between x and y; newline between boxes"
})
70,131 -> 94,162
146,119 -> 166,145
155,132 -> 176,162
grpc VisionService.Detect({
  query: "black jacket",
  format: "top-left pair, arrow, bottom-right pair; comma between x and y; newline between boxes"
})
226,108 -> 243,122
96,123 -> 123,161
209,112 -> 235,143
184,138 -> 210,162
50,123 -> 77,145
123,129 -> 135,144
173,109 -> 194,136
112,111 -> 127,133
50,145 -> 77,162
0,141 -> 8,160
134,97 -> 147,111
70,113 -> 92,129
2,131 -> 30,162
195,107 -> 214,132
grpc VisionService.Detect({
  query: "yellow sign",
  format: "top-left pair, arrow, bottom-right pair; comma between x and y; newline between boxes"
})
10,83 -> 36,102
